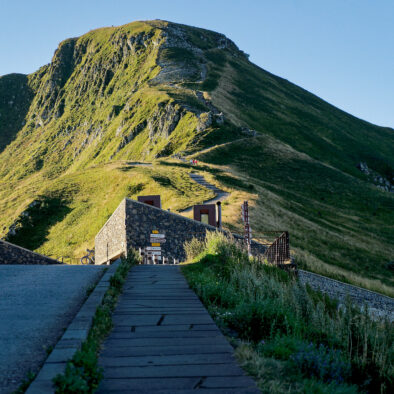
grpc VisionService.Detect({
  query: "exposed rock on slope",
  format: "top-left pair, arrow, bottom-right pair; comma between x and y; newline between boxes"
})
0,20 -> 393,296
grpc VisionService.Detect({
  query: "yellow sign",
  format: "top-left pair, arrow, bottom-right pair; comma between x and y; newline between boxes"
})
152,230 -> 159,234
151,243 -> 160,247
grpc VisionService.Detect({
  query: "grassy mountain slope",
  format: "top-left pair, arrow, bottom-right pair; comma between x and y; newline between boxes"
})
0,20 -> 392,295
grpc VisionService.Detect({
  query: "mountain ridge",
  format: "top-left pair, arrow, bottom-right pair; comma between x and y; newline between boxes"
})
0,19 -> 393,295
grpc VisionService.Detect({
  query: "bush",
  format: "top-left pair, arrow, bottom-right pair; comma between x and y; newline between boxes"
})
290,342 -> 351,384
184,237 -> 204,261
54,348 -> 101,393
182,233 -> 393,392
257,336 -> 304,360
109,271 -> 124,290
226,300 -> 291,342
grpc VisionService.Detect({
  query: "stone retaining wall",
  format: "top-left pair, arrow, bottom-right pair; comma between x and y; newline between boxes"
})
0,239 -> 60,265
95,198 -> 267,265
299,270 -> 394,321
95,200 -> 126,265
124,198 -> 217,261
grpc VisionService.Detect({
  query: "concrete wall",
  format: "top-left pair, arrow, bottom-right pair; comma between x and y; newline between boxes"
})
0,240 -> 60,265
95,197 -> 268,264
95,199 -> 127,265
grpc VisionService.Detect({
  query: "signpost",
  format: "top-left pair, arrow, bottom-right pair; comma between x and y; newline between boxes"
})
142,230 -> 167,264
146,246 -> 161,251
150,238 -> 166,244
149,251 -> 162,256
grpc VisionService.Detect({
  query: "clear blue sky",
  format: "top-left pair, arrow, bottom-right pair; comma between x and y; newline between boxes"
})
1,0 -> 393,128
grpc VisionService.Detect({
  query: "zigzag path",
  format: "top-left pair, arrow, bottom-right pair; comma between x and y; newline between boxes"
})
96,265 -> 259,393
180,173 -> 229,213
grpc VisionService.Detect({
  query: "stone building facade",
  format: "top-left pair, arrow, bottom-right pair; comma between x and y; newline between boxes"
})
0,239 -> 60,265
94,199 -> 127,265
95,197 -> 267,265
95,198 -> 220,264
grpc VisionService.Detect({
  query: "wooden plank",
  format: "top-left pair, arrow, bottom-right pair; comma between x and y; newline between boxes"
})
96,265 -> 258,392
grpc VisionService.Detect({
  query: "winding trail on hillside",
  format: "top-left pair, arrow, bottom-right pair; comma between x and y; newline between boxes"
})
124,161 -> 153,167
191,137 -> 251,158
180,173 -> 229,213
129,162 -> 393,321
120,161 -> 229,213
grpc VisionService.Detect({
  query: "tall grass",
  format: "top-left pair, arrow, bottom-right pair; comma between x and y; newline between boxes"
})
182,233 -> 393,393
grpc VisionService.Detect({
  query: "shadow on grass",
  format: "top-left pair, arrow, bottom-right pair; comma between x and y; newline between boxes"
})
6,196 -> 72,251
0,74 -> 34,153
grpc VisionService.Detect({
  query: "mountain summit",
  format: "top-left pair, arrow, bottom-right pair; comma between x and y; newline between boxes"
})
0,20 -> 393,294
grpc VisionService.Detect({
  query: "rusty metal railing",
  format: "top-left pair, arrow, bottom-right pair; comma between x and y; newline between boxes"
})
263,231 -> 290,265
249,230 -> 296,272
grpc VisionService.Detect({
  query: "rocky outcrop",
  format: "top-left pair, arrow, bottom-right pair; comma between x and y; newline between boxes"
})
151,23 -> 242,85
357,161 -> 394,193
240,127 -> 257,137
33,38 -> 78,124
115,120 -> 147,153
195,91 -> 224,131
148,101 -> 185,140
0,74 -> 35,152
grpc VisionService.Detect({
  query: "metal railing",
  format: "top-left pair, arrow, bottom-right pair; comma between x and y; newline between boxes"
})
48,249 -> 95,265
48,256 -> 81,265
262,231 -> 291,265
249,230 -> 296,272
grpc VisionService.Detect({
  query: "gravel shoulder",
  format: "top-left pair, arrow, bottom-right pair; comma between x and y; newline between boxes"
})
0,265 -> 105,393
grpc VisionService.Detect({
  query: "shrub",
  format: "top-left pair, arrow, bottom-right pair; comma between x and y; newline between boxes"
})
257,336 -> 304,360
225,300 -> 291,342
54,348 -> 101,393
184,237 -> 204,260
290,342 -> 351,384
182,233 -> 393,392
109,271 -> 124,290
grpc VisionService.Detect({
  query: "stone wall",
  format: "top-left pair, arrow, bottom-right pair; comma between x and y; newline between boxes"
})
0,239 -> 60,265
124,198 -> 217,261
95,200 -> 127,265
95,197 -> 267,264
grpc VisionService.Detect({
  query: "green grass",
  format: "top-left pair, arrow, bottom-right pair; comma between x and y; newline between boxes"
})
0,161 -> 214,258
197,135 -> 394,296
5,195 -> 72,250
0,19 -> 392,299
182,233 -> 393,393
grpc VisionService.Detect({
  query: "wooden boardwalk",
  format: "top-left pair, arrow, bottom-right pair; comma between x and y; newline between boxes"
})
97,265 -> 259,393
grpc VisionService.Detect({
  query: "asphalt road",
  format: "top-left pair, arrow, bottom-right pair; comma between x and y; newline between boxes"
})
0,265 -> 104,393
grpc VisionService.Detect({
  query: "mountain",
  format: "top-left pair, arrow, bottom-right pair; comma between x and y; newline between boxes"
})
0,20 -> 393,295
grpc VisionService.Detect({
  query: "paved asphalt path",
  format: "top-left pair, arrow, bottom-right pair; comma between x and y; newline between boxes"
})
97,265 -> 259,393
0,265 -> 104,393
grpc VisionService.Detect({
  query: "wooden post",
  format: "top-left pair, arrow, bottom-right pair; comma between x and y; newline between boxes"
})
242,201 -> 252,257
216,201 -> 222,229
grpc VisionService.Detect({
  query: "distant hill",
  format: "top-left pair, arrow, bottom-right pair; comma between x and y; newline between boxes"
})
0,20 -> 393,295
